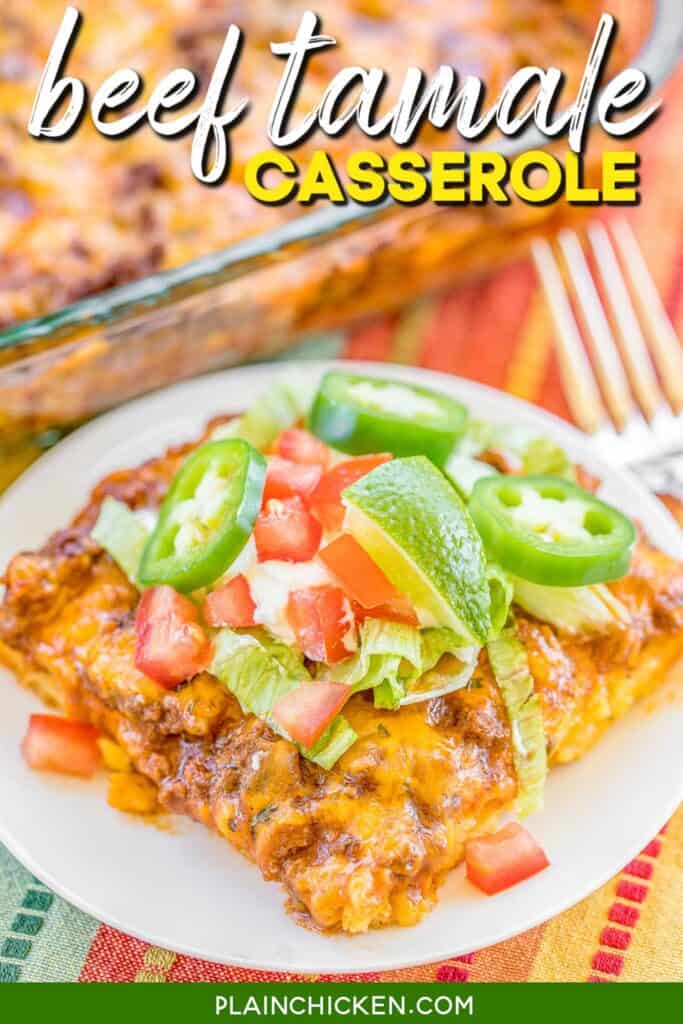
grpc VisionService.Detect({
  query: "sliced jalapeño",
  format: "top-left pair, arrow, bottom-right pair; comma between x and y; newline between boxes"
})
308,371 -> 468,466
138,439 -> 265,593
469,474 -> 635,587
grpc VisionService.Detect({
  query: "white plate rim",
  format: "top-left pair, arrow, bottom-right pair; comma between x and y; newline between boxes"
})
0,359 -> 681,975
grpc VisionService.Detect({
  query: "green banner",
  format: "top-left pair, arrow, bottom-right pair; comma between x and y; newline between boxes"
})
0,982 -> 678,1022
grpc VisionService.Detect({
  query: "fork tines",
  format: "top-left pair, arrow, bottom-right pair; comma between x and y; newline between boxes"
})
533,219 -> 683,468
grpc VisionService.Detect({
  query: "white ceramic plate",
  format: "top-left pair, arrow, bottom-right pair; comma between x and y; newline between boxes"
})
1,361 -> 681,975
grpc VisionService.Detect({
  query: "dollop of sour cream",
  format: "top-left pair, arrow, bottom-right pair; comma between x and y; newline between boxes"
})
244,559 -> 334,644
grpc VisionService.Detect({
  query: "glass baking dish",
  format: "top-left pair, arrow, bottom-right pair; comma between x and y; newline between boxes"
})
0,0 -> 679,456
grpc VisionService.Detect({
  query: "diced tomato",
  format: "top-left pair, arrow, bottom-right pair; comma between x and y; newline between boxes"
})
319,534 -> 400,609
308,453 -> 393,533
254,496 -> 322,563
135,585 -> 211,688
202,574 -> 256,628
272,681 -> 351,748
263,456 -> 323,503
287,585 -> 356,664
277,428 -> 330,468
352,595 -> 419,628
465,823 -> 550,895
22,714 -> 101,777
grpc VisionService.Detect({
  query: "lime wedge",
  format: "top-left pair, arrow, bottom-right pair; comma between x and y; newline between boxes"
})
343,456 -> 491,644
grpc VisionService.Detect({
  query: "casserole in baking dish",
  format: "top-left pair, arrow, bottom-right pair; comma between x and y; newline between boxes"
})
0,2 -> 673,448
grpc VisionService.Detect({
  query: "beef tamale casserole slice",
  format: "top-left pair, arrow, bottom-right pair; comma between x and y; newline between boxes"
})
1,404 -> 681,934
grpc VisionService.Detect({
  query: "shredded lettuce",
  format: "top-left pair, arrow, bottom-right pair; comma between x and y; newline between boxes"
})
305,716 -> 359,770
512,577 -> 630,635
487,623 -> 547,816
330,619 -> 478,710
456,421 -> 575,481
210,628 -> 357,769
91,497 -> 150,585
330,619 -> 420,709
487,563 -> 513,640
211,374 -> 315,450
522,438 -> 575,480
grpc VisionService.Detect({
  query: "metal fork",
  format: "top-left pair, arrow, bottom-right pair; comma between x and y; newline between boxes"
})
532,219 -> 683,495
